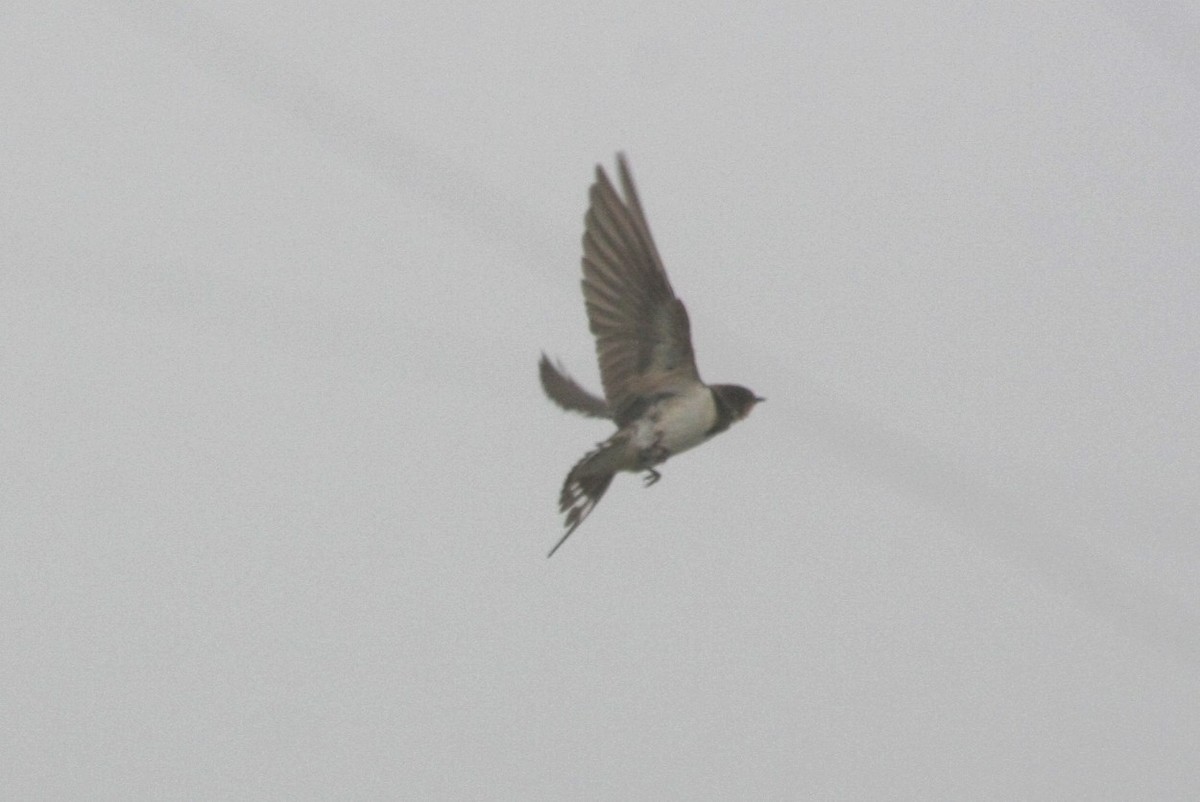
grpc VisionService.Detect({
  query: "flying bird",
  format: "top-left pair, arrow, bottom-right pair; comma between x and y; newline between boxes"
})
540,154 -> 763,557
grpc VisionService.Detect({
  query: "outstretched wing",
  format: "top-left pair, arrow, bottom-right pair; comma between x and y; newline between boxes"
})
538,353 -> 610,419
581,155 -> 700,425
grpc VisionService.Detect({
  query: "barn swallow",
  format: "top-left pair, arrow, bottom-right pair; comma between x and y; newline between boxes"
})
540,154 -> 763,557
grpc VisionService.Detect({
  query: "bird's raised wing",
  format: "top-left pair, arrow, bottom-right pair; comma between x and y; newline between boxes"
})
581,155 -> 700,425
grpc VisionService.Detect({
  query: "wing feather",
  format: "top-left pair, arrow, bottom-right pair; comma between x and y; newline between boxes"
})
580,155 -> 700,424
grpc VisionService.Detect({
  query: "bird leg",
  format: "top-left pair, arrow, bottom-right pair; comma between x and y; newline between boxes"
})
637,436 -> 668,487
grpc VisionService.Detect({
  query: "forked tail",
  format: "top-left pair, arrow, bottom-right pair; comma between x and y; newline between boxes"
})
549,441 -> 624,557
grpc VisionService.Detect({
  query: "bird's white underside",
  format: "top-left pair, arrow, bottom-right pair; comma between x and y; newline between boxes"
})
632,383 -> 717,459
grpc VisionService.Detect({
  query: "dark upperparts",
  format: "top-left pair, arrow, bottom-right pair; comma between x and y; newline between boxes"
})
707,384 -> 764,436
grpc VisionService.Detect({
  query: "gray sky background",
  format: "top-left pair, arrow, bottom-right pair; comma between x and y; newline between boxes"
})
4,2 -> 1199,798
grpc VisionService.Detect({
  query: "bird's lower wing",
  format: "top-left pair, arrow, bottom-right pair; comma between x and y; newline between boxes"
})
539,354 -> 611,419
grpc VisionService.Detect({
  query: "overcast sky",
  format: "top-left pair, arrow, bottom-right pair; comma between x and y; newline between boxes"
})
5,1 -> 1200,798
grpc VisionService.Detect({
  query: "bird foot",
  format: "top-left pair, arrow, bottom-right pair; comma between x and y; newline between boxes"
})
642,469 -> 661,487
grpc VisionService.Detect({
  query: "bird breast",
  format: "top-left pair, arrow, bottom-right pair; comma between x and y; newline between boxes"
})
633,384 -> 718,458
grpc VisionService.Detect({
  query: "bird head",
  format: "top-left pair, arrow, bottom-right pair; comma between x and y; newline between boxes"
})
713,384 -> 765,421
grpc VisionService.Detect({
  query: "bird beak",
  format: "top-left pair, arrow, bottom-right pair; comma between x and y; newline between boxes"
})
755,396 -> 766,403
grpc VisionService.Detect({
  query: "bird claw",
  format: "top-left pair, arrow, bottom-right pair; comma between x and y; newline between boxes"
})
642,469 -> 661,487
